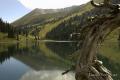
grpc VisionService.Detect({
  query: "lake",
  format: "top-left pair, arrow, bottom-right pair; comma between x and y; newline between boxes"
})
0,41 -> 120,80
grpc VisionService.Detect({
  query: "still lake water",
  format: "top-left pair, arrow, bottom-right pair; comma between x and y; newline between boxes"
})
0,41 -> 120,80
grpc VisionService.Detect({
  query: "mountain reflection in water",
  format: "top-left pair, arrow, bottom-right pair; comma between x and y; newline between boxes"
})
0,41 -> 77,80
0,41 -> 120,80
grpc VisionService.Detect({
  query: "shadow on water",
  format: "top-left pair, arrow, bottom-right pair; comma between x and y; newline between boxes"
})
46,42 -> 79,60
0,43 -> 18,64
0,41 -> 120,80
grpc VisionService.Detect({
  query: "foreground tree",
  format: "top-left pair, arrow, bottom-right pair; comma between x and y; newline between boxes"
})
73,0 -> 120,80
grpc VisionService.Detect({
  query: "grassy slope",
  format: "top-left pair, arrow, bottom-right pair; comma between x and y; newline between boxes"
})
0,32 -> 34,43
0,33 -> 16,42
12,11 -> 61,27
12,6 -> 84,27
99,29 -> 120,63
39,3 -> 93,39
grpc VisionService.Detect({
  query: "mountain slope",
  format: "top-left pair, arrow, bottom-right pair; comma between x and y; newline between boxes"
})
12,5 -> 84,27
12,0 -> 120,40
38,2 -> 93,39
44,0 -> 120,40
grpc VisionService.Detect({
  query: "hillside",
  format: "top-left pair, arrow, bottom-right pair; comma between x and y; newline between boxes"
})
12,5 -> 84,27
12,3 -> 93,40
11,0 -> 120,40
38,2 -> 93,39
43,0 -> 120,40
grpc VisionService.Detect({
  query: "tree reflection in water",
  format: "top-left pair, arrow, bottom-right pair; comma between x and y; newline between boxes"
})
0,42 -> 120,80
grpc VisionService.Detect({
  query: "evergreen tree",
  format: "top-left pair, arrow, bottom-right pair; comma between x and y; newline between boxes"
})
0,18 -> 15,38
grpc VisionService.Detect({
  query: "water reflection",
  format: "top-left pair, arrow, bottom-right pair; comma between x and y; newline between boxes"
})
0,41 -> 76,80
20,70 -> 75,80
0,41 -> 120,80
0,44 -> 18,64
0,58 -> 31,80
46,42 -> 79,58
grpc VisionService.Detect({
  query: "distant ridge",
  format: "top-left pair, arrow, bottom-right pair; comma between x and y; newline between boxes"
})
12,5 -> 83,27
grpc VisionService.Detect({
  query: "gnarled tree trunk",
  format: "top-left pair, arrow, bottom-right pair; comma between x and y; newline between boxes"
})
75,13 -> 120,80
75,1 -> 120,79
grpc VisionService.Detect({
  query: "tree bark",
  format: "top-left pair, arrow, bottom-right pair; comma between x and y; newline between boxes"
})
75,13 -> 120,80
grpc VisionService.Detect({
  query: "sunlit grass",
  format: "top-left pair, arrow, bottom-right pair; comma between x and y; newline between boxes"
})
38,3 -> 93,39
99,29 -> 120,63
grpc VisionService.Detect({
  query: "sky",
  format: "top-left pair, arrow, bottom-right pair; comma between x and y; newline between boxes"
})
0,0 -> 31,23
18,0 -> 90,9
0,0 -> 90,23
